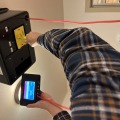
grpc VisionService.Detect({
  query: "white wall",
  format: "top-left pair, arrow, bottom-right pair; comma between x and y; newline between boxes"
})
0,1 -> 67,120
63,0 -> 120,52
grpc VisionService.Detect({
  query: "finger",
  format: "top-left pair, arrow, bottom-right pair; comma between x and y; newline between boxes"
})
27,100 -> 48,109
26,32 -> 32,37
41,92 -> 50,98
27,104 -> 36,108
26,33 -> 31,40
27,102 -> 38,108
25,40 -> 34,46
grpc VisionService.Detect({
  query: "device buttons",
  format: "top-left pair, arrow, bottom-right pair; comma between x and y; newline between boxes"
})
10,48 -> 14,52
37,85 -> 40,90
9,41 -> 12,46
5,26 -> 8,32
37,82 -> 40,85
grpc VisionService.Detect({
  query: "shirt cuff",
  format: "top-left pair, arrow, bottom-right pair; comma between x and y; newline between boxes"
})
37,34 -> 45,46
53,111 -> 71,120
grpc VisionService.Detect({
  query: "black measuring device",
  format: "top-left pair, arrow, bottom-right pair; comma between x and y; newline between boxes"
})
20,74 -> 41,106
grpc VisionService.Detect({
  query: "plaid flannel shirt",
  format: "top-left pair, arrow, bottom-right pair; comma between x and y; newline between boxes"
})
53,111 -> 71,120
37,27 -> 120,120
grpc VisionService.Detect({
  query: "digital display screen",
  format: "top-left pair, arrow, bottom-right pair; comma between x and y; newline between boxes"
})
24,81 -> 35,100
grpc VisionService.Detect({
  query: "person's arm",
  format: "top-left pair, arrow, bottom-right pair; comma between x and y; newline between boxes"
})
27,28 -> 120,120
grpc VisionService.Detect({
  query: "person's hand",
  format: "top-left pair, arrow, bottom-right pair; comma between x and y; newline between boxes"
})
27,91 -> 63,117
27,91 -> 54,110
26,32 -> 41,46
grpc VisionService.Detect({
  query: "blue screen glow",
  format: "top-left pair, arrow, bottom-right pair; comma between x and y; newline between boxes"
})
24,81 -> 35,100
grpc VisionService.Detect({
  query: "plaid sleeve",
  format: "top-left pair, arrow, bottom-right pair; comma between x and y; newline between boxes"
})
53,111 -> 71,120
37,27 -> 120,120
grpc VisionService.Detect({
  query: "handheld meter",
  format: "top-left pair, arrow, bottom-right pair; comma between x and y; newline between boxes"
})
20,74 -> 41,106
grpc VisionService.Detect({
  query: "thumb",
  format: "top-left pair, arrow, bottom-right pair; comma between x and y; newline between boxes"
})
27,101 -> 40,108
27,100 -> 49,109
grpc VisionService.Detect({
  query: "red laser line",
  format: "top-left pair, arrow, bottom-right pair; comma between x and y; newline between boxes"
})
28,18 -> 120,24
37,95 -> 70,111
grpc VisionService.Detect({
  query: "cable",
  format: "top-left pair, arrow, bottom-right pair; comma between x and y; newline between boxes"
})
28,18 -> 120,25
37,95 -> 70,111
0,8 -> 8,14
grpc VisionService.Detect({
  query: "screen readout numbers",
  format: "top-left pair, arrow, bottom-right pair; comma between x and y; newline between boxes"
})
24,81 -> 35,100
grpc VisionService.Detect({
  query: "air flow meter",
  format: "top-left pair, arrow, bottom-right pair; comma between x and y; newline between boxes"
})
0,9 -> 36,85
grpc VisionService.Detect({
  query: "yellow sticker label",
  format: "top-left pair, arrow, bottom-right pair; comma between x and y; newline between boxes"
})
14,26 -> 26,49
